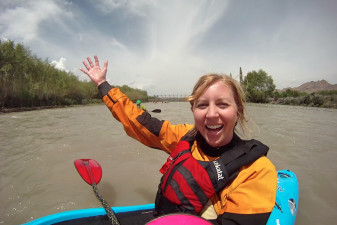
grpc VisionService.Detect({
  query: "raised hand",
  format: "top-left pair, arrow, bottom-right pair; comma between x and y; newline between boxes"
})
80,55 -> 108,86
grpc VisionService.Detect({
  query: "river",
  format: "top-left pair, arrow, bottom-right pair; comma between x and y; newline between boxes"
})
0,102 -> 336,225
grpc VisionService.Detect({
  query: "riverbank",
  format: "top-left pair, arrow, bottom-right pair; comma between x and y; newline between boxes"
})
2,94 -> 336,114
0,105 -> 71,113
1,100 -> 104,114
0,104 -> 103,114
269,94 -> 337,109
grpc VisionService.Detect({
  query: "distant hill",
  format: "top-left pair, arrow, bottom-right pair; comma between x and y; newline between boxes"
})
280,80 -> 337,93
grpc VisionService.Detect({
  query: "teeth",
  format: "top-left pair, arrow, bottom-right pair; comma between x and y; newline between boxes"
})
207,124 -> 222,129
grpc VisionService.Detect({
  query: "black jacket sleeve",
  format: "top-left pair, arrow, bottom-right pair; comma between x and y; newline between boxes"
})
215,212 -> 271,225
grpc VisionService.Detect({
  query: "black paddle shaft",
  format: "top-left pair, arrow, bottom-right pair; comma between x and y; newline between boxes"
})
92,184 -> 120,225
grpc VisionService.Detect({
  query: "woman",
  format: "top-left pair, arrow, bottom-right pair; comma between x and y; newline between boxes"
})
80,55 -> 277,225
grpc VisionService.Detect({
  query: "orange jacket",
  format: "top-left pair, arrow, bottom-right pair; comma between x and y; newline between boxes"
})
99,82 -> 277,222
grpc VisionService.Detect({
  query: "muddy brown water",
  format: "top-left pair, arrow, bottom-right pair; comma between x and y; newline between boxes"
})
1,102 -> 336,224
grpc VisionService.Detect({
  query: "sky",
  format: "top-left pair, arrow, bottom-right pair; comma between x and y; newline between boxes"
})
1,0 -> 336,95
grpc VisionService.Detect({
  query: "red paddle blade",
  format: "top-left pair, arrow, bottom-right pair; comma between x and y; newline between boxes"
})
74,159 -> 102,185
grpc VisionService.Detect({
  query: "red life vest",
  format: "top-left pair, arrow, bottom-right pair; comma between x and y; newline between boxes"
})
155,133 -> 269,215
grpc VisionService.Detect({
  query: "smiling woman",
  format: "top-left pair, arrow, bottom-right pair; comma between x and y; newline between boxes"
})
187,74 -> 246,147
78,55 -> 277,225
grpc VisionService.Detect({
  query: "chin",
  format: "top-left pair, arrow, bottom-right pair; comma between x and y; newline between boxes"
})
206,139 -> 221,147
207,136 -> 230,147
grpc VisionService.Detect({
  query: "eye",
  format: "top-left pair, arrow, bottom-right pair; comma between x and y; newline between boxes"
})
195,102 -> 208,109
218,102 -> 229,109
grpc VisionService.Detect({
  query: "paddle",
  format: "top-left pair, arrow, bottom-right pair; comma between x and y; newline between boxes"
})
151,109 -> 161,113
74,159 -> 120,225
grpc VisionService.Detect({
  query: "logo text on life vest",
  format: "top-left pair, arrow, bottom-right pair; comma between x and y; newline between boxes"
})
213,161 -> 224,181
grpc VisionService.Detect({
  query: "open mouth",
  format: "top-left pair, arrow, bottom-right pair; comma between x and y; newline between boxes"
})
206,124 -> 223,131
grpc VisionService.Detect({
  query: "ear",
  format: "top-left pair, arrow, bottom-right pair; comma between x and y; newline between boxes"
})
237,106 -> 243,117
236,110 -> 240,125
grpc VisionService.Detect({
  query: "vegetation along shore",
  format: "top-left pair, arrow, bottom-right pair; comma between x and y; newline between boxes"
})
1,40 -> 336,113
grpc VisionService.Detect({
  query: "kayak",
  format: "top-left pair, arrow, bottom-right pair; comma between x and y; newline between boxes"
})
267,170 -> 299,225
23,169 -> 298,225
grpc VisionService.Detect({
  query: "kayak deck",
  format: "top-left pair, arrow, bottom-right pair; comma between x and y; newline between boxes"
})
25,204 -> 155,225
55,207 -> 155,225
24,170 -> 298,225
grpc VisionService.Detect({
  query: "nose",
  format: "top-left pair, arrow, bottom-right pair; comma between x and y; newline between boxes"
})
206,104 -> 219,118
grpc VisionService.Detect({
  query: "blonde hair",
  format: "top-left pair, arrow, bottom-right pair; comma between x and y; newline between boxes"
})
186,73 -> 250,137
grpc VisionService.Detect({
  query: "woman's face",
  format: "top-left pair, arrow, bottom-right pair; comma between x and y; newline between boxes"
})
192,81 -> 238,147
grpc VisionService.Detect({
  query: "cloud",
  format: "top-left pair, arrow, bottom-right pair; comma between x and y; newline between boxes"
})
1,0 -> 336,95
110,38 -> 128,50
50,57 -> 68,71
0,1 -> 72,43
90,0 -> 153,17
146,1 -> 228,57
1,36 -> 9,42
94,0 -> 230,94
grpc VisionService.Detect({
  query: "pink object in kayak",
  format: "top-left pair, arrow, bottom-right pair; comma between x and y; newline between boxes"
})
147,214 -> 212,225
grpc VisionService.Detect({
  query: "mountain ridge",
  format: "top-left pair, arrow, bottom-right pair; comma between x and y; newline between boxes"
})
280,80 -> 337,93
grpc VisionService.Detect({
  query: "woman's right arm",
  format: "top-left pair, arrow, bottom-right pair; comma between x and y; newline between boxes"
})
81,56 -> 193,152
99,81 -> 193,152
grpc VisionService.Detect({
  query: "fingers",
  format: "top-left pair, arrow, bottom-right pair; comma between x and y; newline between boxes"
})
79,68 -> 90,76
94,55 -> 100,67
103,60 -> 108,71
82,55 -> 100,69
82,61 -> 90,70
80,55 -> 106,76
87,57 -> 94,67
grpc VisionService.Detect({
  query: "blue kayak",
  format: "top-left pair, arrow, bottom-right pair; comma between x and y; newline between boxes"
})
267,170 -> 299,225
23,170 -> 298,225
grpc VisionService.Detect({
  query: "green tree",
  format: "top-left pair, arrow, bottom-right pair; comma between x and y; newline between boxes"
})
120,85 -> 148,102
242,69 -> 275,103
0,41 -> 16,107
0,40 -> 151,110
239,67 -> 243,84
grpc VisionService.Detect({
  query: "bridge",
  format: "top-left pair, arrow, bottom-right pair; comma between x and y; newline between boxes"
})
152,94 -> 189,102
